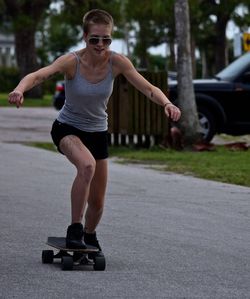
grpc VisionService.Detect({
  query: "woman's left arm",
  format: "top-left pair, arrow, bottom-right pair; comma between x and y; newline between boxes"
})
114,54 -> 181,122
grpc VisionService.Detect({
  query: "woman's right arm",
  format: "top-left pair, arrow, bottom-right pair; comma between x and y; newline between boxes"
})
8,54 -> 70,108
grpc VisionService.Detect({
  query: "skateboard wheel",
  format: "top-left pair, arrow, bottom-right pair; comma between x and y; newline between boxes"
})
42,250 -> 54,264
93,255 -> 106,271
61,256 -> 73,271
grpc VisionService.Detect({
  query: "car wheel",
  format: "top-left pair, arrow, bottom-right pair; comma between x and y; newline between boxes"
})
198,106 -> 217,142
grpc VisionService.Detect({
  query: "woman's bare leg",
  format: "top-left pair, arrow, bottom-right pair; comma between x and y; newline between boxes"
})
84,159 -> 108,233
59,135 -> 96,223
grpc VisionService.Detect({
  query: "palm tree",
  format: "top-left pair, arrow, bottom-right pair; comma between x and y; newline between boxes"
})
174,0 -> 201,146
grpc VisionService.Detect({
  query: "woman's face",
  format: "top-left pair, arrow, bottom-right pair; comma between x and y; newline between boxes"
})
84,24 -> 112,57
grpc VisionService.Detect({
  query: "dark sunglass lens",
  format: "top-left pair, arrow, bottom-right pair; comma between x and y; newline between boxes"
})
88,37 -> 112,46
89,38 -> 99,45
103,38 -> 112,46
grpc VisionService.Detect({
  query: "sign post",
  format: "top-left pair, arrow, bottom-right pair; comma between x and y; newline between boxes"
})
233,33 -> 242,57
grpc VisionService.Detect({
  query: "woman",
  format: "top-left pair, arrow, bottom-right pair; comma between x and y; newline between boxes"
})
8,9 -> 181,251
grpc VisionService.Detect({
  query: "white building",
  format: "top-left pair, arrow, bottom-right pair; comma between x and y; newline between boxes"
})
0,33 -> 16,67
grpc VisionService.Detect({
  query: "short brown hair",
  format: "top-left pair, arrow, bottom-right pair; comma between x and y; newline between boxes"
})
83,9 -> 113,34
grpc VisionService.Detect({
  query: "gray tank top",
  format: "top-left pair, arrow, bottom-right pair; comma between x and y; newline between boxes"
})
57,51 -> 114,132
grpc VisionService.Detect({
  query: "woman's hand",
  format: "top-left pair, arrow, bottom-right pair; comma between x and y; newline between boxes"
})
8,90 -> 24,108
164,103 -> 181,122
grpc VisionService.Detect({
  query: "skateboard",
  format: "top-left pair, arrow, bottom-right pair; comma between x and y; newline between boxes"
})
42,237 -> 106,271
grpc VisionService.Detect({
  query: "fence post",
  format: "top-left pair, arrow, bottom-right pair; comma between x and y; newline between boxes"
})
108,72 -> 169,147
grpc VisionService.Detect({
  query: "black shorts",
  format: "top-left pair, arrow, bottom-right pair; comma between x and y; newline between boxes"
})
50,120 -> 108,160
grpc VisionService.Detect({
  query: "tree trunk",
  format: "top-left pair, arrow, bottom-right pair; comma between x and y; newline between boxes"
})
120,0 -> 131,59
201,50 -> 208,78
174,0 -> 201,146
15,27 -> 42,97
134,20 -> 149,69
168,39 -> 176,71
3,0 -> 51,97
190,35 -> 196,78
215,15 -> 229,73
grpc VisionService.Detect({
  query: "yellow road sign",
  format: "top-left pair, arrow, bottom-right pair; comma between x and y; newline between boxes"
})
243,33 -> 250,51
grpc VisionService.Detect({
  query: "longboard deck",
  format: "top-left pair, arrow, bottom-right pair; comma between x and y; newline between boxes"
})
47,237 -> 99,253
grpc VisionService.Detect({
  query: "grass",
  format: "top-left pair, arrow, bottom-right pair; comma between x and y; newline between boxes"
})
109,146 -> 250,187
25,142 -> 250,187
26,142 -> 57,152
0,93 -> 53,107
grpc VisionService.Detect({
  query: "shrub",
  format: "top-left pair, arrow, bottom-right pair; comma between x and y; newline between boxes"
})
0,67 -> 20,92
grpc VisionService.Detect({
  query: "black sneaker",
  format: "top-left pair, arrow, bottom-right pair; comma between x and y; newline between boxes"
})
66,223 -> 87,249
83,231 -> 102,251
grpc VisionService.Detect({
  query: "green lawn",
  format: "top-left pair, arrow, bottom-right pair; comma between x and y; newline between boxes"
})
0,93 -> 53,107
26,142 -> 250,187
109,146 -> 250,187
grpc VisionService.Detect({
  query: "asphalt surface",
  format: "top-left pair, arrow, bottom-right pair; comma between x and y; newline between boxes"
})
1,107 -> 250,298
0,107 -> 57,143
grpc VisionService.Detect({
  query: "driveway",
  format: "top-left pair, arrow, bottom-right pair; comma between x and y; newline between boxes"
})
0,107 -> 250,298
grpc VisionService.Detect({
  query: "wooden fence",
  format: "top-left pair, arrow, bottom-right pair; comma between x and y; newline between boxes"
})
107,71 -> 169,147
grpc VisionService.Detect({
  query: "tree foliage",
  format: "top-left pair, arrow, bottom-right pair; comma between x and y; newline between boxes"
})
197,0 -> 240,73
2,0 -> 250,96
118,0 -> 174,70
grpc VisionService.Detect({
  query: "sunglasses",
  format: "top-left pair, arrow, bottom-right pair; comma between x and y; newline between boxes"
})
88,36 -> 112,46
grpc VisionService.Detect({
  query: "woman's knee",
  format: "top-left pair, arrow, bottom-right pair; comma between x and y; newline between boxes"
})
77,159 -> 96,183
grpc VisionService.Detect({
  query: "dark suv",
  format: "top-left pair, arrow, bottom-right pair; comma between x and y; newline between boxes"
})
168,52 -> 250,141
53,52 -> 250,142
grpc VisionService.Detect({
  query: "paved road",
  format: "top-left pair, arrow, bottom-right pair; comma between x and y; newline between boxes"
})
0,107 -> 57,142
1,107 -> 250,298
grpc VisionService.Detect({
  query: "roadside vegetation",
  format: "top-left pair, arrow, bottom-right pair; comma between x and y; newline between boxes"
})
26,142 -> 250,187
109,146 -> 250,187
0,93 -> 53,107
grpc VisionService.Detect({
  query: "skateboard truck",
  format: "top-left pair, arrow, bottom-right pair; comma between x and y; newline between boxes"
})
42,237 -> 106,271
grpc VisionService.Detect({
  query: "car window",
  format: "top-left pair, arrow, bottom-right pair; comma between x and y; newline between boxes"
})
216,52 -> 250,81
